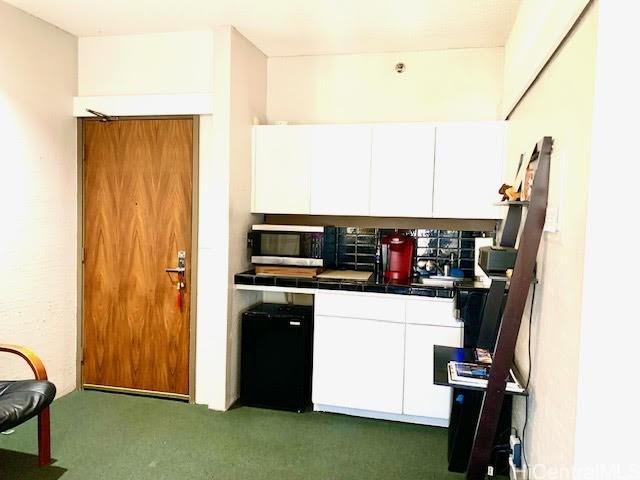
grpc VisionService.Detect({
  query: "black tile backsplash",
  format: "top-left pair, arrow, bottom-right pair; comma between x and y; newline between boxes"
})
336,227 -> 378,271
336,227 -> 494,278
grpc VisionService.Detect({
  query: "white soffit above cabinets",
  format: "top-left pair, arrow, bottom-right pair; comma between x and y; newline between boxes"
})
4,0 -> 520,57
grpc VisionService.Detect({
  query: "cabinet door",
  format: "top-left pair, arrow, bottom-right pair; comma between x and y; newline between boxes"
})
370,124 -> 435,217
403,324 -> 463,420
252,125 -> 312,214
313,315 -> 405,413
433,122 -> 505,219
315,291 -> 405,323
309,125 -> 372,216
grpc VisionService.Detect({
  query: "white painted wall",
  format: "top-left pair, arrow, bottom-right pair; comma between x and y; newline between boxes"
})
78,31 -> 214,96
77,27 -> 266,411
574,1 -> 640,477
196,27 -> 232,410
196,26 -> 267,410
266,48 -> 504,124
505,1 -> 599,473
77,30 -> 228,408
194,111 -> 222,408
76,32 -> 214,117
225,28 -> 267,407
502,0 -> 591,117
72,94 -> 214,117
0,1 -> 78,396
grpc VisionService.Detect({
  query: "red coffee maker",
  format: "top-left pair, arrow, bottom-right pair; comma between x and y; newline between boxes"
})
381,233 -> 415,283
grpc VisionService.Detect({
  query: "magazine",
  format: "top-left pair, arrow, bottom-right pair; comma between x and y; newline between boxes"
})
447,361 -> 525,393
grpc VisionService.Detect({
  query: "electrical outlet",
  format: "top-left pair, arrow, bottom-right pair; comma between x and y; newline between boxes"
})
509,433 -> 528,479
543,206 -> 559,233
509,455 -> 528,480
510,434 -> 522,468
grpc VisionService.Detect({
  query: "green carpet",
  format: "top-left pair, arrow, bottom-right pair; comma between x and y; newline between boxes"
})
0,390 -> 464,480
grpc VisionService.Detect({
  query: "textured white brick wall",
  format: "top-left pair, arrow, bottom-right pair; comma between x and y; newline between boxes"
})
0,2 -> 78,397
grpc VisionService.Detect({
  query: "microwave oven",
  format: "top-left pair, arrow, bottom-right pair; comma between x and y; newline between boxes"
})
248,225 -> 336,267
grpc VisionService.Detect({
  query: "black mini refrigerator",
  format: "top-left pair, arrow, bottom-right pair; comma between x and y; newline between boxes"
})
240,303 -> 313,412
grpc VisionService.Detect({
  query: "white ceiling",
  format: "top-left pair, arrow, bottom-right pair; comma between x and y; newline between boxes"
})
5,0 -> 521,57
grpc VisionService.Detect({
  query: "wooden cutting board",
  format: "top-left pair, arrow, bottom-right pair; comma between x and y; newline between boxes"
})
255,266 -> 322,278
316,270 -> 373,281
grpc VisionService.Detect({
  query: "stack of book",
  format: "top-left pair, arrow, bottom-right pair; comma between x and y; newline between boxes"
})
447,359 -> 525,394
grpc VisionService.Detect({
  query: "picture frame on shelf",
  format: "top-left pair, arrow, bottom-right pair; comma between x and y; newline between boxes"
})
522,159 -> 539,201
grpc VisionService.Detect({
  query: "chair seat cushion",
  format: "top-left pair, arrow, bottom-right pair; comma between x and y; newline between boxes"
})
0,380 -> 56,432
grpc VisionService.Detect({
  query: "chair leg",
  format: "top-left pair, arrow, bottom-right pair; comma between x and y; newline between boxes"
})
37,407 -> 51,467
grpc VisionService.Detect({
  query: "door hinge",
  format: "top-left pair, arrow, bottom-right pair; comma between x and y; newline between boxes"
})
82,247 -> 86,263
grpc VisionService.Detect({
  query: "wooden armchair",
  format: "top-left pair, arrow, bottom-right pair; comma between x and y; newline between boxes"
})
0,344 -> 55,466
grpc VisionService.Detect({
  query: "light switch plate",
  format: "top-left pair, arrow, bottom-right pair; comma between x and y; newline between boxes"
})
544,206 -> 559,233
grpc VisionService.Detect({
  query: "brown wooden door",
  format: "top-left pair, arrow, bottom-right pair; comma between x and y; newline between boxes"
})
83,118 -> 193,396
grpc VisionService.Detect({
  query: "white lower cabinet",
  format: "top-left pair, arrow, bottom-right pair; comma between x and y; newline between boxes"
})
403,323 -> 463,420
312,315 -> 405,414
312,292 -> 463,426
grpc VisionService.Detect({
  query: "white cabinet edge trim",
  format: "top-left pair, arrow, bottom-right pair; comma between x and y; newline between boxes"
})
235,284 -> 317,295
252,224 -> 324,232
314,404 -> 449,428
315,313 -> 405,325
316,290 -> 455,303
235,284 -> 459,306
405,321 -> 464,328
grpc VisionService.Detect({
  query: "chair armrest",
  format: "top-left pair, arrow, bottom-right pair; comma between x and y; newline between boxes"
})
0,344 -> 48,380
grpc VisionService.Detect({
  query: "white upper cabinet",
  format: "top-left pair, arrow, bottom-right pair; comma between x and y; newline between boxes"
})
252,122 -> 505,219
432,122 -> 505,219
370,124 -> 436,218
309,125 -> 372,216
252,125 -> 312,214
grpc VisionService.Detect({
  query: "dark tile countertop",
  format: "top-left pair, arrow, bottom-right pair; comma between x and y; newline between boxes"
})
234,270 -> 492,299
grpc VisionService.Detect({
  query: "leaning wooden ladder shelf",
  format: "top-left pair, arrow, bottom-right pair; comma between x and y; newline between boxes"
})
433,136 -> 553,478
470,136 -> 551,478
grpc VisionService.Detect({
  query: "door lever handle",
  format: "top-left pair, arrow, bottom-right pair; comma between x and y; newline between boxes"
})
165,251 -> 186,273
165,267 -> 185,273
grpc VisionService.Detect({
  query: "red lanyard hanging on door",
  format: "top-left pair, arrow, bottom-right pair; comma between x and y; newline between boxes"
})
166,251 -> 186,312
176,269 -> 185,311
